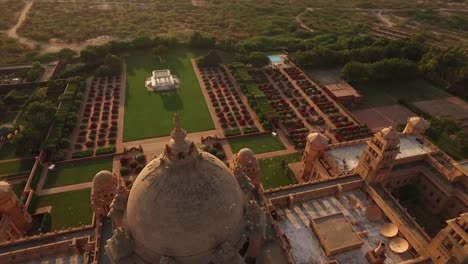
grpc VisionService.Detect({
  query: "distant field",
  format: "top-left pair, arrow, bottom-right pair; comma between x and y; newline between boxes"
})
0,0 -> 25,30
123,48 -> 214,141
353,79 -> 451,107
36,188 -> 93,231
259,153 -> 300,189
229,134 -> 285,154
44,157 -> 113,188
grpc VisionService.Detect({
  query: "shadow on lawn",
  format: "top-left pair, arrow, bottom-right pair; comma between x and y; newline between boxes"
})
160,91 -> 183,111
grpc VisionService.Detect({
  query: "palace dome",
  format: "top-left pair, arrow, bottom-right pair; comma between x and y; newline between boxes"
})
124,115 -> 245,258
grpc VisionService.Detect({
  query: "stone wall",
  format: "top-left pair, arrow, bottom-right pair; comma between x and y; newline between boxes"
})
0,236 -> 90,263
269,179 -> 363,207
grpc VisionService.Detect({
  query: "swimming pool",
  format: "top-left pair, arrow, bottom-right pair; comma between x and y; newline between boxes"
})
268,55 -> 283,63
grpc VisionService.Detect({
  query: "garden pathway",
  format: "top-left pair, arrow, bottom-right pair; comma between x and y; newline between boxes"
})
254,149 -> 297,160
115,63 -> 127,153
123,129 -> 219,159
37,182 -> 92,196
6,1 -> 35,49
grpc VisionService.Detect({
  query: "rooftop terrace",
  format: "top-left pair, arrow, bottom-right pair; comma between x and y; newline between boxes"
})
326,135 -> 434,173
276,189 -> 414,263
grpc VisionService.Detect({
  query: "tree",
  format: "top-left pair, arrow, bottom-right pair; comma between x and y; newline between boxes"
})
247,52 -> 270,68
197,50 -> 222,67
188,32 -> 215,49
19,101 -> 57,151
341,61 -> 371,83
132,36 -> 153,49
96,54 -> 122,76
25,61 -> 44,82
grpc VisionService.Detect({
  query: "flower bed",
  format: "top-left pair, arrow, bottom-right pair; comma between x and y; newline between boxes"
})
73,76 -> 121,154
332,125 -> 373,142
199,65 -> 259,135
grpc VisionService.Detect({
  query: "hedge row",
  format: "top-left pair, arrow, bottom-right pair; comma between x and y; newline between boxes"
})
229,63 -> 277,127
96,146 -> 116,156
224,128 -> 241,137
72,150 -> 93,159
244,127 -> 260,134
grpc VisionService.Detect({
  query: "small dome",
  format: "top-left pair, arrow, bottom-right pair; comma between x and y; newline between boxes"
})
92,171 -> 116,193
307,133 -> 329,146
0,181 -> 11,199
408,117 -> 430,130
381,127 -> 398,139
237,148 -> 258,165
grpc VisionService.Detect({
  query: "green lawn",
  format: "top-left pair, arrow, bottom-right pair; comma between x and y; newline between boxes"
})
123,48 -> 214,141
431,133 -> 467,160
354,79 -> 451,107
36,188 -> 93,231
259,153 -> 300,189
44,157 -> 112,188
229,134 -> 285,154
0,158 -> 34,178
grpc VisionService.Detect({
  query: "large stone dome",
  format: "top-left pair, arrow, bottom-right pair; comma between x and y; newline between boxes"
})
124,115 -> 245,259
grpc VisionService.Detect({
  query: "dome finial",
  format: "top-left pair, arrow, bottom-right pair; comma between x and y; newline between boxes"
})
171,113 -> 187,143
174,112 -> 181,130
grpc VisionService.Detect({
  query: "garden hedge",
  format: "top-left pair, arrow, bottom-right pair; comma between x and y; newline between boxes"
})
72,150 -> 93,159
96,146 -> 116,156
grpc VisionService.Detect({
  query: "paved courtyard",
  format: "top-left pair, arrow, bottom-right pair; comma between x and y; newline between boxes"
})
352,105 -> 415,132
276,189 -> 413,264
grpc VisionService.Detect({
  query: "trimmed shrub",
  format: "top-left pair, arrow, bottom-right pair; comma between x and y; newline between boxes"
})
216,152 -> 226,160
208,148 -> 218,156
135,153 -> 146,163
72,150 -> 93,159
128,160 -> 139,169
120,167 -> 130,176
135,164 -> 145,174
96,146 -> 116,155
224,129 -> 241,137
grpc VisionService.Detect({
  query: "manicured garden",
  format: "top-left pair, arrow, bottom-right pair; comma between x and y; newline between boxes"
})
0,158 -> 34,178
229,134 -> 285,154
44,157 -> 113,188
259,153 -> 300,189
198,65 -> 260,136
123,48 -> 214,141
36,188 -> 93,231
73,76 -> 120,157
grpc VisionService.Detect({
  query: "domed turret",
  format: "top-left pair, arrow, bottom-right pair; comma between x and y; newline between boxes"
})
105,114 -> 257,264
234,148 -> 261,188
91,171 -> 118,218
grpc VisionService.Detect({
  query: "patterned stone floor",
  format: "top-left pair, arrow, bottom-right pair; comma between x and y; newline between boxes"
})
276,189 -> 413,264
